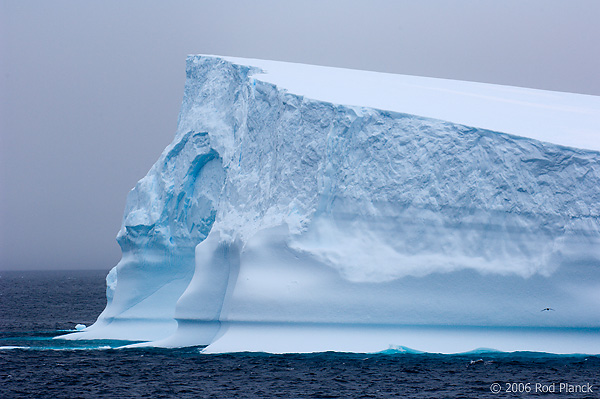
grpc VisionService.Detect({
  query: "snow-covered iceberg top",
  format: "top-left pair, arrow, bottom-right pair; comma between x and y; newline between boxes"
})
62,55 -> 600,354
220,55 -> 600,152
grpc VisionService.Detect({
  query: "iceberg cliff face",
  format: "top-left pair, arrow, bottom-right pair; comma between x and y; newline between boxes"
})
71,56 -> 600,353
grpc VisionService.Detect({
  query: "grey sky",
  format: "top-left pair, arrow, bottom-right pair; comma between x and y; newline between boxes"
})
1,0 -> 599,270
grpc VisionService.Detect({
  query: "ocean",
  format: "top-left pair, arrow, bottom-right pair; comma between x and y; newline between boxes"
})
0,270 -> 598,398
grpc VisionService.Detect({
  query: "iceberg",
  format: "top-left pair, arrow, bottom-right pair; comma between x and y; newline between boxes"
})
63,55 -> 600,354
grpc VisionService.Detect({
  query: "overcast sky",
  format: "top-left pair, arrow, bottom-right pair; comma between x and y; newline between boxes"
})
1,0 -> 599,271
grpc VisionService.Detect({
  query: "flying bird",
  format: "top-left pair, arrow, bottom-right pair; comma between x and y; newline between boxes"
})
541,308 -> 555,312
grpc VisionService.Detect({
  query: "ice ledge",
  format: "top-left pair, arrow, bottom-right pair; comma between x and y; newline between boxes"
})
194,54 -> 600,152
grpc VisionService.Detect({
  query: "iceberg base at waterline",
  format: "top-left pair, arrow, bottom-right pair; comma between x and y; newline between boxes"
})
60,55 -> 600,354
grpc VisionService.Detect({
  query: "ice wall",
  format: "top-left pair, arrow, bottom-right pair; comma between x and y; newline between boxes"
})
67,56 -> 600,352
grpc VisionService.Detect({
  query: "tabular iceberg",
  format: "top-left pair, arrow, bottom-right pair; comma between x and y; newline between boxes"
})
64,55 -> 600,354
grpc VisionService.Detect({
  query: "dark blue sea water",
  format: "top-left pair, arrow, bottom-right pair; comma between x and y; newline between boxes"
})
0,270 -> 598,398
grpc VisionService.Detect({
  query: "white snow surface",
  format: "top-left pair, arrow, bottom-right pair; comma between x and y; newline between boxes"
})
61,55 -> 600,353
221,55 -> 600,152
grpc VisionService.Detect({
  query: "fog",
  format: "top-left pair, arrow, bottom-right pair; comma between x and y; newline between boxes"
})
1,0 -> 599,270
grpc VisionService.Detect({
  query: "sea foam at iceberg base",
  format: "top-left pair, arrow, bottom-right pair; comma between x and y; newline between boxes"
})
61,55 -> 600,354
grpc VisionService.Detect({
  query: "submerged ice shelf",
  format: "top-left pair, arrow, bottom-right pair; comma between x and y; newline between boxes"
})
63,55 -> 600,354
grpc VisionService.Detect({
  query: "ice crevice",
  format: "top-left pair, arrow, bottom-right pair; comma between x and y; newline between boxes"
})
61,55 -> 600,354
